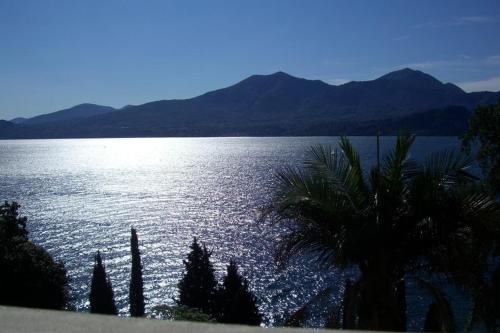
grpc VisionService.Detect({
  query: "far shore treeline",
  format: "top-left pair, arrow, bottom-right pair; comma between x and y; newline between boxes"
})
0,101 -> 499,331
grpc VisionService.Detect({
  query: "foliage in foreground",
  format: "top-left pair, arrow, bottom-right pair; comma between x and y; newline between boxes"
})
177,237 -> 218,315
216,260 -> 262,325
129,227 -> 145,317
89,251 -> 117,315
0,201 -> 71,310
264,134 -> 500,331
462,100 -> 500,193
177,237 -> 261,325
149,304 -> 215,322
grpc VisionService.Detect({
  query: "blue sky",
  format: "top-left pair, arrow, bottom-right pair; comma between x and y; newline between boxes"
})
1,0 -> 500,119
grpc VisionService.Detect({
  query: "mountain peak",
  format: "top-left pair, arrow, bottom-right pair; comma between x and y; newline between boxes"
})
377,68 -> 441,84
243,71 -> 296,82
71,103 -> 111,109
269,71 -> 293,78
23,103 -> 116,126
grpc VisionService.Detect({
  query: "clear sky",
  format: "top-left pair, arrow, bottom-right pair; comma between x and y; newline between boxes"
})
1,0 -> 500,119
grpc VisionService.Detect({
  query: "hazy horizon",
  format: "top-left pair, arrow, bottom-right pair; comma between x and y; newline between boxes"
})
1,0 -> 500,119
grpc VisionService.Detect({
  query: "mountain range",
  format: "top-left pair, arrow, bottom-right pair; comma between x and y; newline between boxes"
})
1,68 -> 499,139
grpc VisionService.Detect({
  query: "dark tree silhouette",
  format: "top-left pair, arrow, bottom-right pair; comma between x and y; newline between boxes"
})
177,237 -> 217,315
216,260 -> 261,325
129,227 -> 145,317
264,134 -> 500,330
471,265 -> 500,331
0,201 -> 70,309
486,266 -> 500,330
89,251 -> 117,315
0,201 -> 27,241
462,100 -> 500,193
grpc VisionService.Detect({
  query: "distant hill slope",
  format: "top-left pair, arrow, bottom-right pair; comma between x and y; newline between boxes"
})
0,120 -> 15,129
1,68 -> 499,138
22,103 -> 116,125
0,120 -> 25,139
9,117 -> 27,124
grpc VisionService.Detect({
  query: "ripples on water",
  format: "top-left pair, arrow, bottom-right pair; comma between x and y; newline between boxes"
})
0,136 -> 461,327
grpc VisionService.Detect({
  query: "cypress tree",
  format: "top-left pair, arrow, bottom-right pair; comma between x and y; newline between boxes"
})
129,227 -> 145,317
217,260 -> 261,325
177,237 -> 217,315
89,251 -> 117,315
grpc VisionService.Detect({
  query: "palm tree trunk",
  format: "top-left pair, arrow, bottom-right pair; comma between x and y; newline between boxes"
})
395,278 -> 407,331
357,260 -> 401,330
342,279 -> 358,329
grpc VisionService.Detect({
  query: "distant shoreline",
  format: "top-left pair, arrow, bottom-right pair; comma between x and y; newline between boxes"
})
0,134 -> 462,141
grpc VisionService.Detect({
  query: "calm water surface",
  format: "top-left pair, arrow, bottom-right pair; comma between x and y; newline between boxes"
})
0,136 -> 463,327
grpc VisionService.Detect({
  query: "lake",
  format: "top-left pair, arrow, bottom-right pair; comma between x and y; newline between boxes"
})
0,136 -> 465,327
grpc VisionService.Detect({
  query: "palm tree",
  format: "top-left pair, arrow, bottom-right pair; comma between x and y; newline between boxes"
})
264,134 -> 499,331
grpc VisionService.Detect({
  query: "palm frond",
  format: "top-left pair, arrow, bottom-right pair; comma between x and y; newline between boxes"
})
284,285 -> 337,327
274,165 -> 355,219
382,133 -> 419,184
271,157 -> 370,267
274,223 -> 344,268
415,277 -> 456,332
423,149 -> 477,187
339,137 -> 368,195
304,145 -> 368,208
461,191 -> 500,222
304,145 -> 341,172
